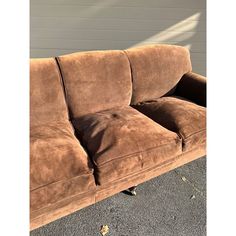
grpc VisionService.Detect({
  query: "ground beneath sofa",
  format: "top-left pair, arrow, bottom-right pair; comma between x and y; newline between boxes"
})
31,157 -> 206,236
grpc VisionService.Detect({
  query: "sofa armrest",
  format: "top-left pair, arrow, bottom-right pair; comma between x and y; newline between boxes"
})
175,72 -> 206,107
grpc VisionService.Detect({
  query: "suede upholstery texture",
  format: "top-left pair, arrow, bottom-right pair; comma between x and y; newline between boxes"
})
30,122 -> 93,191
72,106 -> 182,185
133,96 -> 206,152
31,144 -> 205,230
57,50 -> 132,118
125,44 -> 192,104
30,122 -> 95,212
30,59 -> 96,214
30,58 -> 69,127
30,44 -> 206,230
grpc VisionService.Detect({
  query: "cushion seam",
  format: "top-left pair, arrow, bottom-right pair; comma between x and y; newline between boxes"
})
97,144 -> 205,184
95,138 -> 181,167
30,172 -> 94,192
55,57 -> 74,121
180,128 -> 206,140
54,57 -> 71,121
123,50 -> 134,105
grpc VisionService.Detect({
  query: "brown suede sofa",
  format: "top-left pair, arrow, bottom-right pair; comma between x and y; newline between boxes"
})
30,44 -> 206,230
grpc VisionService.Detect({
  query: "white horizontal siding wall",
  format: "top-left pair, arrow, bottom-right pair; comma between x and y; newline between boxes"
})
30,0 -> 206,75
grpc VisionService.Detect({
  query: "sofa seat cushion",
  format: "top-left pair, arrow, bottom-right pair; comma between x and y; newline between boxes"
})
30,122 -> 96,211
72,106 -> 182,185
133,96 -> 206,152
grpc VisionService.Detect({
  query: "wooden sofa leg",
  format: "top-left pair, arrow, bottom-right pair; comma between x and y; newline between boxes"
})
127,186 -> 137,196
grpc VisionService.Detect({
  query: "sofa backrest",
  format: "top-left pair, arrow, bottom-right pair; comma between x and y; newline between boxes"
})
125,44 -> 192,105
57,50 -> 132,118
30,58 -> 69,127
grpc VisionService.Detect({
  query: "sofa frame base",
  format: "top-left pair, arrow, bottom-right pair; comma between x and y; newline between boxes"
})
30,144 -> 206,230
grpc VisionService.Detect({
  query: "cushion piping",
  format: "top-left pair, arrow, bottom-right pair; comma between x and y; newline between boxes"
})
93,138 -> 181,167
30,172 -> 94,192
179,128 -> 206,140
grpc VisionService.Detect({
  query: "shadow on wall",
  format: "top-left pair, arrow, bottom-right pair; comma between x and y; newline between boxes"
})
30,0 -> 206,75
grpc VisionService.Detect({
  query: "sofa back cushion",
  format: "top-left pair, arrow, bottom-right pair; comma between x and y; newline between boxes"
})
125,44 -> 192,105
57,50 -> 132,118
30,58 -> 69,126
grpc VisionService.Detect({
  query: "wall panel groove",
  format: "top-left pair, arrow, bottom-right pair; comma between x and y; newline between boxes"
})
30,0 -> 206,75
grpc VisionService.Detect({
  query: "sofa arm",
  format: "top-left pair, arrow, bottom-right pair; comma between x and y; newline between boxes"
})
175,72 -> 206,107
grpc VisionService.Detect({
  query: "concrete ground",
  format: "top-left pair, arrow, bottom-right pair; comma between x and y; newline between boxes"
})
31,157 -> 206,236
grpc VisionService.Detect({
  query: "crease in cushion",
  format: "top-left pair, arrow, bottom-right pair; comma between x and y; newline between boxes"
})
125,44 -> 192,105
132,96 -> 206,151
57,50 -> 132,118
72,106 -> 182,185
